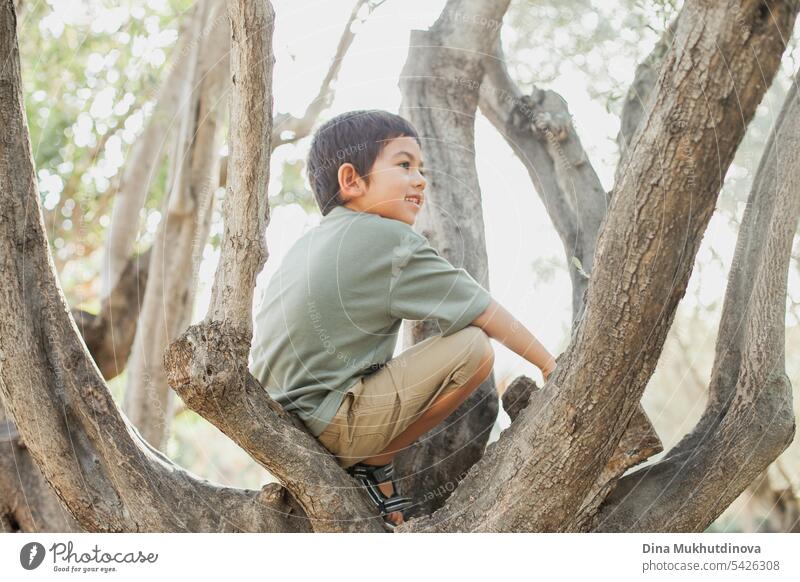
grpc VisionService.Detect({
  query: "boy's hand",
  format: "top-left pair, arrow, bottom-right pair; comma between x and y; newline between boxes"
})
542,353 -> 561,382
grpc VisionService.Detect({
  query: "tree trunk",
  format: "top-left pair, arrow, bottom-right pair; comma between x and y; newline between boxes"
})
123,0 -> 229,451
0,399 -> 82,532
478,9 -> 669,518
594,65 -> 800,532
615,17 -> 679,177
100,4 -> 199,299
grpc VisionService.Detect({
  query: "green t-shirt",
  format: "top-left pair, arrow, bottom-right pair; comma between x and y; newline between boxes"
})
248,205 -> 492,436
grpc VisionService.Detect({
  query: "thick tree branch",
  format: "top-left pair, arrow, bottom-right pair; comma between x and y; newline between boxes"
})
71,248 -> 151,380
500,374 -> 661,529
0,399 -> 82,532
164,323 -> 385,532
615,16 -> 679,179
595,67 -> 800,532
204,0 -> 272,334
479,20 -> 666,525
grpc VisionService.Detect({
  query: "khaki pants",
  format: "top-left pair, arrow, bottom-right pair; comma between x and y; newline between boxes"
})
317,325 -> 491,469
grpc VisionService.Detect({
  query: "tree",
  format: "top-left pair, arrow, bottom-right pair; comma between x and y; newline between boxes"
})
0,0 -> 798,533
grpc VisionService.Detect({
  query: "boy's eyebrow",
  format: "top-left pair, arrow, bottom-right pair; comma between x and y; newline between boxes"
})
393,150 -> 425,168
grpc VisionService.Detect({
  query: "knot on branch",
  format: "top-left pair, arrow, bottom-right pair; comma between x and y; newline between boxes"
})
510,89 -> 572,144
163,320 -> 251,414
509,93 -> 542,130
501,375 -> 540,422
258,482 -> 289,507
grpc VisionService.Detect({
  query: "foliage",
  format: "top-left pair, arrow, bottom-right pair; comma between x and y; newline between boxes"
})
20,0 -> 192,306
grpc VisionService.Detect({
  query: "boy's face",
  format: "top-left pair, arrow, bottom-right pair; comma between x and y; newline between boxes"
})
339,136 -> 426,225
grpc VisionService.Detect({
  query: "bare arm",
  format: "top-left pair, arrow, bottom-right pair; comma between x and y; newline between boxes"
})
471,298 -> 557,380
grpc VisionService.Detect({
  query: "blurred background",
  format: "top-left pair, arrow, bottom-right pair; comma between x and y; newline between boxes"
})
16,0 -> 800,531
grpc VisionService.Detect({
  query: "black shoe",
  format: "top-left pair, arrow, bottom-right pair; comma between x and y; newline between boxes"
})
346,461 -> 412,531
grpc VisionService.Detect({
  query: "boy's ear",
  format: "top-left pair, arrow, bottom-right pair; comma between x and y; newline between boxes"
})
337,163 -> 365,201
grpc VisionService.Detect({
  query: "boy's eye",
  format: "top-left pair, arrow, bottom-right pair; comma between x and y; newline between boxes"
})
400,161 -> 424,176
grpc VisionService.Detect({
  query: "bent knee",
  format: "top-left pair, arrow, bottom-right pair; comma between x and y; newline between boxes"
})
461,325 -> 494,377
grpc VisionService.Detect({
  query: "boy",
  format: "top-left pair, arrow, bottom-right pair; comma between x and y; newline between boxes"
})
249,110 -> 556,530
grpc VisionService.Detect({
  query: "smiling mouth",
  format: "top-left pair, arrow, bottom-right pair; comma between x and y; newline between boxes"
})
404,194 -> 422,207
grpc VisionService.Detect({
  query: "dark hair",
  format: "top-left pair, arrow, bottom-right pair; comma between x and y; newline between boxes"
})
306,110 -> 420,215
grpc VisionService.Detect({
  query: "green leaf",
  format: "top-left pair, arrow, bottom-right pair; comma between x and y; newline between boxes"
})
571,256 -> 590,279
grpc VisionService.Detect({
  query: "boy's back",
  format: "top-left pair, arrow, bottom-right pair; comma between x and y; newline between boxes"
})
249,204 -> 490,437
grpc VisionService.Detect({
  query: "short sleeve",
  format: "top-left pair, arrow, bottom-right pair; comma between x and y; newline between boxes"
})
388,238 -> 491,337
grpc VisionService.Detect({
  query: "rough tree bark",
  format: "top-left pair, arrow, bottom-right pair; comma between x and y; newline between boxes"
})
0,399 -> 82,532
594,65 -> 800,532
123,0 -> 231,450
616,16 -> 680,175
395,0 -> 652,522
478,7 -> 667,520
